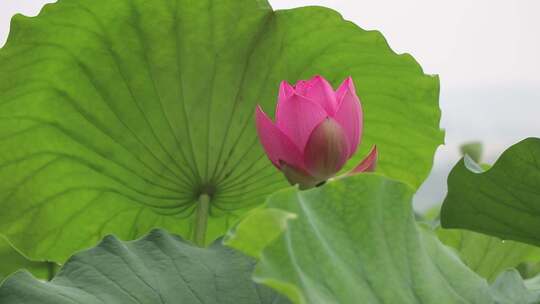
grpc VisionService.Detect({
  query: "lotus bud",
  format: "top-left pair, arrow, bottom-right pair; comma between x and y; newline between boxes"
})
255,75 -> 377,189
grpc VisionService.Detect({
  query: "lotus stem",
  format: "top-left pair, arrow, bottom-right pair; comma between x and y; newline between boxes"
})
194,193 -> 210,247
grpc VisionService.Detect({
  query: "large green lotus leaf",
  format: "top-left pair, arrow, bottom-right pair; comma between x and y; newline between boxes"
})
225,175 -> 493,304
0,229 -> 290,303
437,228 -> 540,282
0,0 -> 442,261
441,138 -> 540,247
0,236 -> 50,283
490,270 -> 540,304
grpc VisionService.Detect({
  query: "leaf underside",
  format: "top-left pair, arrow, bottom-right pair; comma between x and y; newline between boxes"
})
0,0 -> 442,262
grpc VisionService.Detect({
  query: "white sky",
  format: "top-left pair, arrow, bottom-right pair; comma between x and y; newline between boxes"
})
272,0 -> 540,89
1,0 -> 539,209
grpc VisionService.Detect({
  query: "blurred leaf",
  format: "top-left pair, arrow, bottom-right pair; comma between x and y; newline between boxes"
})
525,272 -> 540,290
0,230 -> 289,303
441,138 -> 540,247
490,269 -> 540,304
519,262 -> 540,280
0,0 -> 442,262
437,228 -> 540,282
460,141 -> 483,163
422,206 -> 441,222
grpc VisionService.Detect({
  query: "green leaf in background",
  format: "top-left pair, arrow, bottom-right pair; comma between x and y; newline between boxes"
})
441,138 -> 540,247
437,228 -> 540,282
460,141 -> 483,163
0,229 -> 289,304
226,175 -> 493,304
0,0 -> 442,262
0,236 -> 50,283
490,270 -> 540,304
519,262 -> 540,280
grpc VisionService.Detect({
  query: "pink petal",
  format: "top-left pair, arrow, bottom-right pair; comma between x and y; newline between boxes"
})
334,77 -> 363,157
278,81 -> 294,106
276,93 -> 328,151
294,80 -> 308,94
276,81 -> 295,117
295,75 -> 337,115
255,106 -> 304,169
304,118 -> 350,180
349,145 -> 378,174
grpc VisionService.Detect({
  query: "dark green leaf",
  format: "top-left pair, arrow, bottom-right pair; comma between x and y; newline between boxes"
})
0,229 -> 289,304
441,138 -> 540,247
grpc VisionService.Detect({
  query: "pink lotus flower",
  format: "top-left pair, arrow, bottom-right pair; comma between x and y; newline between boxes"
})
255,75 -> 377,189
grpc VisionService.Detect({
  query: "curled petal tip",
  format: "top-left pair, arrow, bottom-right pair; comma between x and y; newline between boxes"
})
255,105 -> 270,124
296,75 -> 337,115
280,80 -> 294,90
278,81 -> 295,100
294,79 -> 307,89
349,145 -> 378,174
339,76 -> 356,92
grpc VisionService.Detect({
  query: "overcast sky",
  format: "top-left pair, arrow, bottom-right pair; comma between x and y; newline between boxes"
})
1,0 -> 539,209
